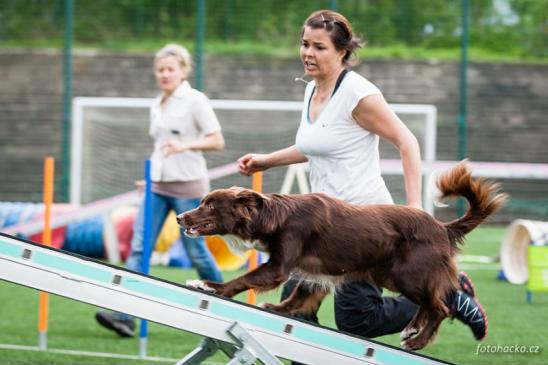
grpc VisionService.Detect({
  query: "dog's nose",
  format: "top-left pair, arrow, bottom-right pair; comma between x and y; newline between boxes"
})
176,213 -> 187,227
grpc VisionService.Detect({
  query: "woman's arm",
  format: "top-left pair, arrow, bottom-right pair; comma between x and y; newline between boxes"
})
161,91 -> 226,155
162,130 -> 225,156
352,94 -> 422,209
238,145 -> 308,176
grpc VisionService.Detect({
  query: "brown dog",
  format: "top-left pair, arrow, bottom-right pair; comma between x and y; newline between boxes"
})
177,161 -> 507,350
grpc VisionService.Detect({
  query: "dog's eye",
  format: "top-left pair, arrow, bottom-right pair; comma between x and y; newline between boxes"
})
206,203 -> 214,210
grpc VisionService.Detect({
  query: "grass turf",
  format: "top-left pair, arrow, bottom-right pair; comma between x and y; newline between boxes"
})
0,226 -> 547,365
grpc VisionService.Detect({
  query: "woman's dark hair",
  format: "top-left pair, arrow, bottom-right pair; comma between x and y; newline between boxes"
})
302,10 -> 363,65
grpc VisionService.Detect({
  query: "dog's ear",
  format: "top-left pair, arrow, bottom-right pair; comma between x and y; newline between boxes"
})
235,189 -> 266,207
200,191 -> 213,205
232,189 -> 280,235
229,190 -> 255,238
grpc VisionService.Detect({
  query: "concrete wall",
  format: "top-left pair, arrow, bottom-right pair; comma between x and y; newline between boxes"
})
0,49 -> 546,220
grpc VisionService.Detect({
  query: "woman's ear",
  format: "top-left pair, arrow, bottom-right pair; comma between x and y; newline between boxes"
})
338,49 -> 346,63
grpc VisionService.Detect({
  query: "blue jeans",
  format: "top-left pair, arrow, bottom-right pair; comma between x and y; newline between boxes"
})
126,192 -> 223,283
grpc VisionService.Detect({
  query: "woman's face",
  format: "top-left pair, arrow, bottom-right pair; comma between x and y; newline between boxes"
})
300,26 -> 345,79
154,55 -> 185,94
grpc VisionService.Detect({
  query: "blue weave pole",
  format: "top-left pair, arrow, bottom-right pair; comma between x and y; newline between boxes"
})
139,160 -> 152,357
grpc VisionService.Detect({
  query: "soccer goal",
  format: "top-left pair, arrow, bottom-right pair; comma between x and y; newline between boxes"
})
71,97 -> 437,210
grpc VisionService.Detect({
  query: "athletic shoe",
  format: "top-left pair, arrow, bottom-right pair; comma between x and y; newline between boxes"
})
458,271 -> 476,297
451,290 -> 488,341
95,311 -> 135,337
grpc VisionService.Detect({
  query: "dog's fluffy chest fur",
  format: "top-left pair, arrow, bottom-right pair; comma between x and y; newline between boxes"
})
220,234 -> 344,289
291,269 -> 346,290
218,234 -> 268,255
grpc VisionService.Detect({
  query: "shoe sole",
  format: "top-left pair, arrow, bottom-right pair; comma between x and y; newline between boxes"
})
475,297 -> 488,341
95,313 -> 135,338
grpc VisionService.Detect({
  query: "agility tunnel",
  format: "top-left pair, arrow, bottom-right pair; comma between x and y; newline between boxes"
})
0,202 -> 73,249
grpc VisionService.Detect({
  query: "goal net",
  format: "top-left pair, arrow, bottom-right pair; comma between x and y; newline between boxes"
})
71,97 -> 437,210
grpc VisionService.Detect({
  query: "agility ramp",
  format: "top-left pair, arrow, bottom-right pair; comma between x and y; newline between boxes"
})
0,233 -> 449,365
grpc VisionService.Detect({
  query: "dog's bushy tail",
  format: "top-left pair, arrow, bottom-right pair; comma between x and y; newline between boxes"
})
434,160 -> 508,245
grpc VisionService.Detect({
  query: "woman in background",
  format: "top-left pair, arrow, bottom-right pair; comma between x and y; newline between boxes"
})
96,43 -> 224,337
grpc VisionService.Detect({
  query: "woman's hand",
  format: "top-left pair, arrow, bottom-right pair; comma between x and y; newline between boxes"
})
238,153 -> 270,176
134,180 -> 145,194
238,146 -> 308,176
162,138 -> 188,156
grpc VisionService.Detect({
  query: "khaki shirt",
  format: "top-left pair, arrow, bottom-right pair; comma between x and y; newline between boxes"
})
149,81 -> 221,182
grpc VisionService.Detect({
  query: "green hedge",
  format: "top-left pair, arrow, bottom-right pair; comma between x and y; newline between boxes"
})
0,0 -> 546,60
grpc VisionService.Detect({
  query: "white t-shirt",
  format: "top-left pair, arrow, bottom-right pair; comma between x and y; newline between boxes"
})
295,71 -> 393,205
149,81 -> 221,182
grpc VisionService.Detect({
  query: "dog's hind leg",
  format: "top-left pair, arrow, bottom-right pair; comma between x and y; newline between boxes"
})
391,250 -> 454,350
400,308 -> 427,344
262,281 -> 330,315
401,283 -> 449,350
401,304 -> 445,350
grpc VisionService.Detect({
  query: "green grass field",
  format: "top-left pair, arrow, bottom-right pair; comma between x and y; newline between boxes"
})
1,226 -> 546,365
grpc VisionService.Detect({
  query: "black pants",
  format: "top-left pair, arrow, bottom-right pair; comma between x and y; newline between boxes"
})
281,278 -> 418,365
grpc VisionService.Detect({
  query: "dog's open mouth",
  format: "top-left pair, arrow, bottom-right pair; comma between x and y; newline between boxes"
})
185,222 -> 214,237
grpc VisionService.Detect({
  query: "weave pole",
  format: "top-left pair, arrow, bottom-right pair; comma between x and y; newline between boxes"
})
139,160 -> 153,358
247,172 -> 263,305
38,157 -> 54,350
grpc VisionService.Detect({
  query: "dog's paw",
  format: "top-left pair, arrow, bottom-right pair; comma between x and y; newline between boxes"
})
260,302 -> 277,310
400,337 -> 426,351
400,340 -> 411,351
259,302 -> 291,313
260,302 -> 281,310
400,327 -> 419,342
185,280 -> 216,293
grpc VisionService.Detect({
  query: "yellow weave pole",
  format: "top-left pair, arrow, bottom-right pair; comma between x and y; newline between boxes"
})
247,172 -> 263,305
38,157 -> 54,350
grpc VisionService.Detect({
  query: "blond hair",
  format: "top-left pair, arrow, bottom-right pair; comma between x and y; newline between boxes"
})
154,43 -> 192,78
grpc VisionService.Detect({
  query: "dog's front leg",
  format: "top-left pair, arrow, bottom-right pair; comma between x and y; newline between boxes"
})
197,262 -> 289,298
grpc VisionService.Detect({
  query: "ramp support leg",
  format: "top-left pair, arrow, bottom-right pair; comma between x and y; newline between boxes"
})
175,337 -> 219,365
176,322 -> 282,365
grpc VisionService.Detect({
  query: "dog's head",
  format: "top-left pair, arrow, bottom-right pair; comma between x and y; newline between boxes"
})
177,186 -> 267,239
